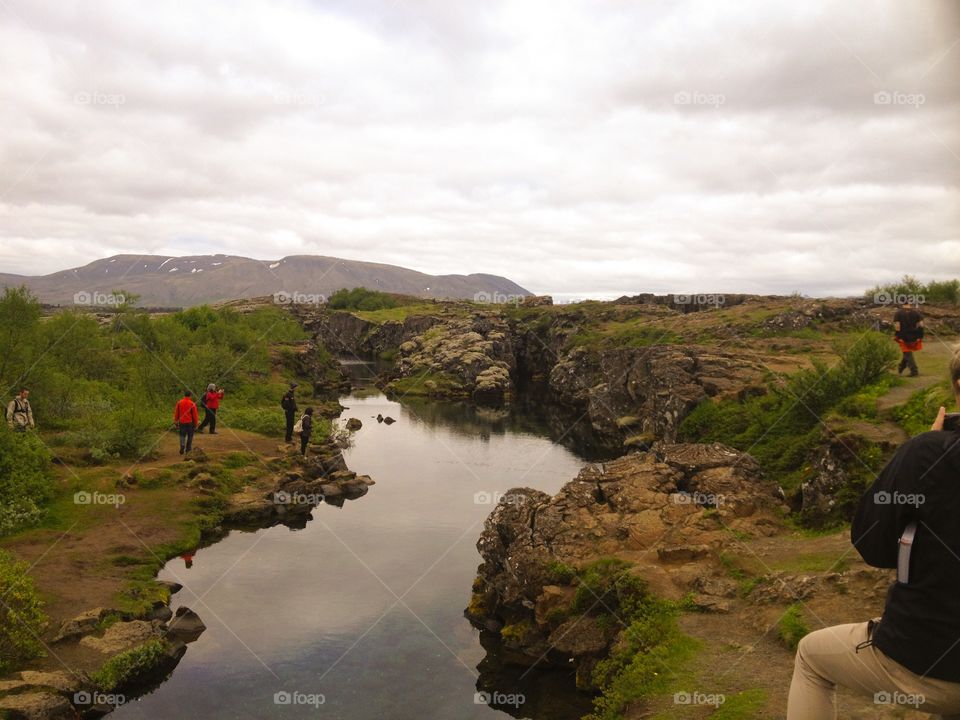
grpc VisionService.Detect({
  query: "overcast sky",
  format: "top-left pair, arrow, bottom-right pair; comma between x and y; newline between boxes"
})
1,0 -> 958,297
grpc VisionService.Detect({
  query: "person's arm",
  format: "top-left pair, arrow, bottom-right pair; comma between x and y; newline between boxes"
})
851,441 -> 919,568
192,403 -> 199,426
6,400 -> 13,428
27,402 -> 34,427
174,402 -> 179,424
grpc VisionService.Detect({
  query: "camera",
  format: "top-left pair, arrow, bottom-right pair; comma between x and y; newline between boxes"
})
943,413 -> 960,432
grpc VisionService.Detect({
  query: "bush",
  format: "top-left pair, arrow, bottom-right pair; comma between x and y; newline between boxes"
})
0,427 -> 53,535
327,287 -> 399,311
80,407 -> 165,463
866,276 -> 959,306
0,549 -> 47,672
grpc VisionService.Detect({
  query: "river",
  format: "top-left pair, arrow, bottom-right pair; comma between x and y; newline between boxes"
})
113,364 -> 600,719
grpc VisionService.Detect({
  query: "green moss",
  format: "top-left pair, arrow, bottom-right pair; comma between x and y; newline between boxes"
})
386,370 -> 465,398
545,560 -> 577,585
500,620 -> 534,643
893,382 -> 954,436
92,638 -> 168,691
777,603 -> 809,650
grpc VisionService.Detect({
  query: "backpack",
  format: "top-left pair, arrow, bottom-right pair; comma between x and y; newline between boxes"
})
293,414 -> 306,434
280,393 -> 290,410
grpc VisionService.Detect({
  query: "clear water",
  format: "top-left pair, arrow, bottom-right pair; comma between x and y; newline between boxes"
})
113,374 -> 598,719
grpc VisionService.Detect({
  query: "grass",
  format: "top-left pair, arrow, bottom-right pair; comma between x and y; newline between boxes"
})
0,549 -> 47,673
777,603 -> 809,650
709,689 -> 769,719
92,638 -> 169,691
385,369 -> 465,397
892,381 -> 955,436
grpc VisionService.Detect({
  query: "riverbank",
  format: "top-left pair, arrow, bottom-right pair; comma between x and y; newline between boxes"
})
0,422 -> 372,718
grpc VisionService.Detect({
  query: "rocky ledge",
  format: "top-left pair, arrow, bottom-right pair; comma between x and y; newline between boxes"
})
465,443 -> 786,688
223,442 -> 374,527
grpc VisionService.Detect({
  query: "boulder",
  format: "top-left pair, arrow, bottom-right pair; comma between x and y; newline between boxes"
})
0,692 -> 75,720
345,418 -> 363,431
80,620 -> 162,654
166,607 -> 206,641
52,607 -> 117,643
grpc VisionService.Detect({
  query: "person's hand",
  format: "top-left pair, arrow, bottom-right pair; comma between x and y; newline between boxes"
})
932,406 -> 946,431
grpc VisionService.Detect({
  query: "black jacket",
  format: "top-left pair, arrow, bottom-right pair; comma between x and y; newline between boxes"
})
852,430 -> 960,681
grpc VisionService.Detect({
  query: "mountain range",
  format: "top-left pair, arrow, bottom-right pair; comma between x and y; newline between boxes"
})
0,254 -> 531,307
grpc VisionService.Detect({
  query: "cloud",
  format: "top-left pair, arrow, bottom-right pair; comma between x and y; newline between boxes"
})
0,0 -> 957,296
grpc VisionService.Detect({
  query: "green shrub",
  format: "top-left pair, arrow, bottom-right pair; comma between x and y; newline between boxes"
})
0,549 -> 47,672
327,287 -> 399,311
0,426 -> 54,535
92,638 -> 168,691
893,382 -> 955,436
777,603 -> 809,650
866,276 -> 959,306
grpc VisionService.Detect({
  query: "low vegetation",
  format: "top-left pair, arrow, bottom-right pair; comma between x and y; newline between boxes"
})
777,603 -> 809,650
0,286 -> 314,536
92,638 -> 169,691
866,275 -> 960,306
680,332 -> 898,491
0,549 -> 47,673
893,382 -> 955,436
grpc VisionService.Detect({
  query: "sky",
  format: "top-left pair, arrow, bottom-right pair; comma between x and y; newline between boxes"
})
0,0 -> 958,297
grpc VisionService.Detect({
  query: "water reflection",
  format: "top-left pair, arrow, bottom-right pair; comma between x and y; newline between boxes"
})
113,369 -> 598,719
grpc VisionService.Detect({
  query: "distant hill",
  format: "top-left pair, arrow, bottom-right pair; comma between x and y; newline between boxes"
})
0,254 -> 531,307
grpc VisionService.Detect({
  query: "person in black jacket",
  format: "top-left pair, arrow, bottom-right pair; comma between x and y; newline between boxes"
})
787,348 -> 960,719
282,382 -> 298,443
299,407 -> 314,456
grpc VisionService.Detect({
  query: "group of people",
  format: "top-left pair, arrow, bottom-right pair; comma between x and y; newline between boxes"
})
172,381 -> 314,456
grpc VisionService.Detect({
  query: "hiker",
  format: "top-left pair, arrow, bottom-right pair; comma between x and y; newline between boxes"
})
174,390 -> 199,455
297,407 -> 314,456
893,301 -> 924,377
282,382 -> 298,443
197,383 -> 224,434
6,389 -> 34,432
786,348 -> 960,718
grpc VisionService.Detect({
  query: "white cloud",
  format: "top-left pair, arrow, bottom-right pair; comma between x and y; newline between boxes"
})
0,0 -> 958,295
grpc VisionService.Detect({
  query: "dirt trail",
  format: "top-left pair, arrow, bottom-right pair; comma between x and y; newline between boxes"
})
633,529 -> 935,719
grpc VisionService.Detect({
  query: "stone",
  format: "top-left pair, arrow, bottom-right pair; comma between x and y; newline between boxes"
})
52,607 -> 116,643
80,620 -> 161,654
546,616 -> 609,657
345,418 -> 363,431
0,692 -> 75,720
167,607 -> 206,641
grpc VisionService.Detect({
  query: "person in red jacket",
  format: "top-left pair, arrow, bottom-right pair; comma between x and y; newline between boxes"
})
174,390 -> 199,455
197,383 -> 225,435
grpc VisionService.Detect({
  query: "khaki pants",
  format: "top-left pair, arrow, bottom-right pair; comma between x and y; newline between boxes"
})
788,622 -> 960,719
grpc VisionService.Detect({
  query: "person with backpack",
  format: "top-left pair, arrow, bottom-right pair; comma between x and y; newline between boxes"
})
281,382 -> 298,442
6,389 -> 35,432
786,348 -> 960,718
296,407 -> 314,456
197,383 -> 224,434
893,301 -> 924,377
174,390 -> 199,455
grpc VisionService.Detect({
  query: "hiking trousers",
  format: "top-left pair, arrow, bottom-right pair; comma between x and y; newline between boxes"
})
179,423 -> 195,453
285,410 -> 296,442
198,407 -> 217,433
787,622 -> 960,719
900,351 -> 919,374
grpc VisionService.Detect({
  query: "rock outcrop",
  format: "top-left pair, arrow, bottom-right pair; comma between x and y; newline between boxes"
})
467,443 -> 785,682
549,345 -> 765,443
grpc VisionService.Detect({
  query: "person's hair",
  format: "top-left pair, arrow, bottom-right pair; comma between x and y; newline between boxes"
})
951,346 -> 960,392
184,390 -> 192,397
207,383 -> 216,391
305,407 -> 314,415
